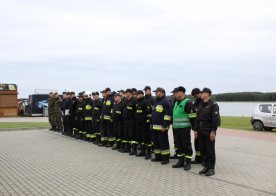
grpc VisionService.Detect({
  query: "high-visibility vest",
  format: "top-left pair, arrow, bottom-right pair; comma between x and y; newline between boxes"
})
173,98 -> 191,128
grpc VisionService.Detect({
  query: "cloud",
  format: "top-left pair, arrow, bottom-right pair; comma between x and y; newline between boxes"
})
0,0 -> 276,97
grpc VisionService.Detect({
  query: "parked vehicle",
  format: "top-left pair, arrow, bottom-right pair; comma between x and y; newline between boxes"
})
251,103 -> 276,131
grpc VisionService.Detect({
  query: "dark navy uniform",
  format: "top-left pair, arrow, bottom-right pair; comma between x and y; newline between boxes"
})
196,95 -> 220,176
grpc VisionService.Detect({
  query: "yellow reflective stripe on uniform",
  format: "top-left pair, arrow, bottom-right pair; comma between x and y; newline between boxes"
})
188,113 -> 197,118
161,150 -> 170,155
116,111 -> 121,114
94,107 -> 99,110
103,115 -> 111,120
131,141 -> 138,144
127,106 -> 133,110
101,137 -> 108,141
152,125 -> 163,130
85,117 -> 92,120
136,110 -> 142,113
155,105 -> 163,113
85,105 -> 92,110
111,109 -> 113,114
196,151 -> 201,156
90,134 -> 96,138
177,154 -> 185,157
146,119 -> 150,123
108,137 -> 116,142
164,115 -> 172,121
154,149 -> 161,154
185,155 -> 193,159
78,108 -> 83,110
106,100 -> 111,106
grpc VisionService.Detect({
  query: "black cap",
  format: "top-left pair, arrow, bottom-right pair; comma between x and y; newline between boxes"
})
175,86 -> 186,93
171,88 -> 177,94
71,91 -> 75,95
191,88 -> 201,96
94,91 -> 99,95
132,88 -> 137,93
78,93 -> 84,98
143,86 -> 151,91
114,93 -> 122,97
92,92 -> 96,96
202,88 -> 212,95
125,88 -> 133,93
117,89 -> 125,93
137,90 -> 144,95
105,87 -> 111,92
66,92 -> 71,95
111,91 -> 116,96
62,92 -> 66,94
153,87 -> 166,94
100,90 -> 105,93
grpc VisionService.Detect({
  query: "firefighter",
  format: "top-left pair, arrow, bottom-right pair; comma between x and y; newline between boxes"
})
151,87 -> 172,165
92,92 -> 102,145
122,89 -> 137,154
170,87 -> 179,159
75,93 -> 86,139
99,88 -> 114,147
171,86 -> 197,171
70,92 -> 78,137
83,95 -> 94,141
135,90 -> 151,159
195,88 -> 220,176
191,88 -> 203,164
111,93 -> 124,150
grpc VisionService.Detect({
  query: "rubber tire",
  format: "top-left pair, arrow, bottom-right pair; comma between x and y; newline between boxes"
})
253,121 -> 263,131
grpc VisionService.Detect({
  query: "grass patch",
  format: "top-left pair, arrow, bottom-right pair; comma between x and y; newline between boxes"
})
220,116 -> 252,130
0,122 -> 50,129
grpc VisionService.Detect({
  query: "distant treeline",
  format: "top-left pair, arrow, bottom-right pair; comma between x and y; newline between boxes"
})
211,92 -> 276,102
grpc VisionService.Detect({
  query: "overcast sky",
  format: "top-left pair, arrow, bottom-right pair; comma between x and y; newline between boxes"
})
1,0 -> 275,98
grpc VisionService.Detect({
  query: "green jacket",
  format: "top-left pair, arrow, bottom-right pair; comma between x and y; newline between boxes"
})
48,98 -> 55,114
54,97 -> 61,112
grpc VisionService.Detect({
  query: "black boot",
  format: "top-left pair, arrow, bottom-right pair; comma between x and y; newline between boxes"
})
112,142 -> 119,150
151,153 -> 162,162
161,154 -> 170,165
136,145 -> 145,157
170,153 -> 178,159
122,143 -> 131,153
172,156 -> 184,168
98,140 -> 107,146
191,155 -> 203,164
119,142 -> 125,152
49,127 -> 54,131
184,158 -> 191,171
205,169 -> 215,176
199,167 -> 209,175
129,144 -> 137,155
145,146 -> 152,160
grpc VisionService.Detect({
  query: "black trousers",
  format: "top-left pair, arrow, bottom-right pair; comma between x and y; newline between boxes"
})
70,114 -> 76,134
151,130 -> 170,155
124,119 -> 136,144
136,120 -> 151,145
92,119 -> 100,135
76,116 -> 84,134
63,115 -> 71,134
174,127 -> 193,159
194,131 -> 202,160
101,119 -> 110,141
199,129 -> 216,169
113,121 -> 124,141
172,128 -> 180,155
84,120 -> 93,135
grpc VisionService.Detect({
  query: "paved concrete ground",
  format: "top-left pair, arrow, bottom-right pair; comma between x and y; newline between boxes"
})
0,128 -> 275,196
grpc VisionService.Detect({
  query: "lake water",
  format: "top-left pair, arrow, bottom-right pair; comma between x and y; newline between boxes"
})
217,102 -> 275,117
